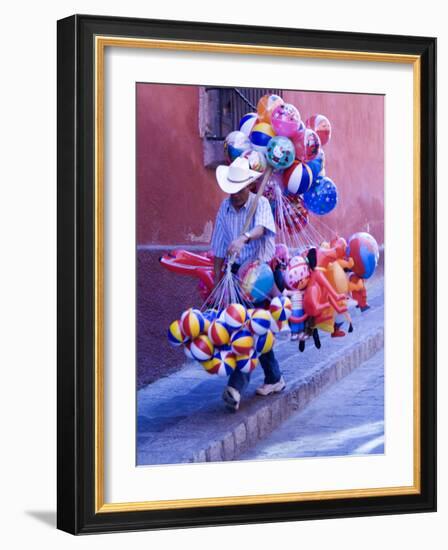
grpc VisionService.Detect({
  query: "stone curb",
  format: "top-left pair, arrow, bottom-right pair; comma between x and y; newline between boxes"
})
190,328 -> 384,463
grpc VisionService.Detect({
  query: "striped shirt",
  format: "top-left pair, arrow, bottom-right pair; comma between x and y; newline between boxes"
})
211,192 -> 276,264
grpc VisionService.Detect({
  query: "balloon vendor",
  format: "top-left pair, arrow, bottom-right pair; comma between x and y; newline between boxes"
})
211,156 -> 285,412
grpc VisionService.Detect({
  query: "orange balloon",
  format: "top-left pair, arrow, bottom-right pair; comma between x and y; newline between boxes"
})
257,94 -> 284,123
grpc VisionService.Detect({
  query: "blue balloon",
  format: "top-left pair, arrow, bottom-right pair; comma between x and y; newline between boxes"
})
303,176 -> 338,215
306,150 -> 325,181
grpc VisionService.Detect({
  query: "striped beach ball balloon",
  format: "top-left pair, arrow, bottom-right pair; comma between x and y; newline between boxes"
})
250,122 -> 276,152
230,328 -> 254,355
184,341 -> 195,360
203,308 -> 219,323
225,303 -> 247,331
249,309 -> 272,335
254,330 -> 275,355
180,308 -> 205,339
306,114 -> 332,146
269,296 -> 292,322
167,319 -> 187,346
239,112 -> 258,137
202,351 -> 235,376
202,317 -> 211,334
236,352 -> 258,374
219,351 -> 237,376
208,320 -> 230,347
283,160 -> 313,195
269,315 -> 280,333
246,308 -> 255,321
190,335 -> 214,362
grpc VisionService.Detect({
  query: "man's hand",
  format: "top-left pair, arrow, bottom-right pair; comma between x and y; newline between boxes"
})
213,256 -> 225,287
227,235 -> 248,259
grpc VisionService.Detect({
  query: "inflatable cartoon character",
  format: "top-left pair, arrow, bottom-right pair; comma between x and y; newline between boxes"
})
283,256 -> 310,343
349,273 -> 370,312
326,237 -> 355,336
303,247 -> 348,334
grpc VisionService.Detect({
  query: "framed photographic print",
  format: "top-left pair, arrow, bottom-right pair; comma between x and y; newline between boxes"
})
57,14 -> 436,534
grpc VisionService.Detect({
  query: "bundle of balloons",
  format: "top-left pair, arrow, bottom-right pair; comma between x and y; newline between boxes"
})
167,297 -> 293,377
162,92 -> 382,374
165,230 -> 380,374
226,93 -> 337,230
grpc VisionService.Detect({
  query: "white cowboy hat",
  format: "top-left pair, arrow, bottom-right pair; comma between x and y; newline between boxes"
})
215,156 -> 263,194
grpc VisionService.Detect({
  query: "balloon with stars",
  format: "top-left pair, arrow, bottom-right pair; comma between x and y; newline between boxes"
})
303,176 -> 338,215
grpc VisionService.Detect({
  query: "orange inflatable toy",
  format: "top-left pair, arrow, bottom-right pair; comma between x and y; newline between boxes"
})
349,273 -> 370,312
325,237 -> 355,336
302,247 -> 348,331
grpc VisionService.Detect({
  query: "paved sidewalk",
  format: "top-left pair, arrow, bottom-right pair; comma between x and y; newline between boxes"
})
137,277 -> 384,466
241,348 -> 384,460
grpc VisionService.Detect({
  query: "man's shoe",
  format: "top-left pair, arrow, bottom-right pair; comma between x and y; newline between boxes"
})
222,386 -> 241,411
256,376 -> 286,396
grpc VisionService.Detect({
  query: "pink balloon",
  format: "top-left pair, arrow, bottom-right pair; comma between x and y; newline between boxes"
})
292,128 -> 321,162
271,103 -> 301,137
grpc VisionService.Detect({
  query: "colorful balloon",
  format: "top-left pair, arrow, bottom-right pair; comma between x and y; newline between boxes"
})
238,260 -> 275,303
203,309 -> 219,322
285,256 -> 310,290
250,122 -> 276,152
303,176 -> 338,215
184,341 -> 195,360
239,112 -> 258,136
283,160 -> 313,195
270,316 -> 280,333
292,128 -> 321,162
180,308 -> 205,339
225,303 -> 247,331
230,328 -> 254,355
306,149 -> 326,180
257,94 -> 284,123
201,350 -> 236,376
249,308 -> 272,335
167,319 -> 187,346
347,232 -> 379,279
254,330 -> 275,355
224,130 -> 252,162
241,148 -> 267,173
266,136 -> 295,169
208,320 -> 230,347
306,114 -> 332,146
271,103 -> 301,137
235,352 -> 258,374
190,334 -> 214,362
269,295 -> 292,322
246,308 -> 256,320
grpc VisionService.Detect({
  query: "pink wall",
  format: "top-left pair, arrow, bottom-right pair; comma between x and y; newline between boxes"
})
137,84 -> 221,245
284,90 -> 384,243
137,84 -> 384,246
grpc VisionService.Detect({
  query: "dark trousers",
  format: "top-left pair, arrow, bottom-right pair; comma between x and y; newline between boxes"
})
228,349 -> 282,394
228,263 -> 282,393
